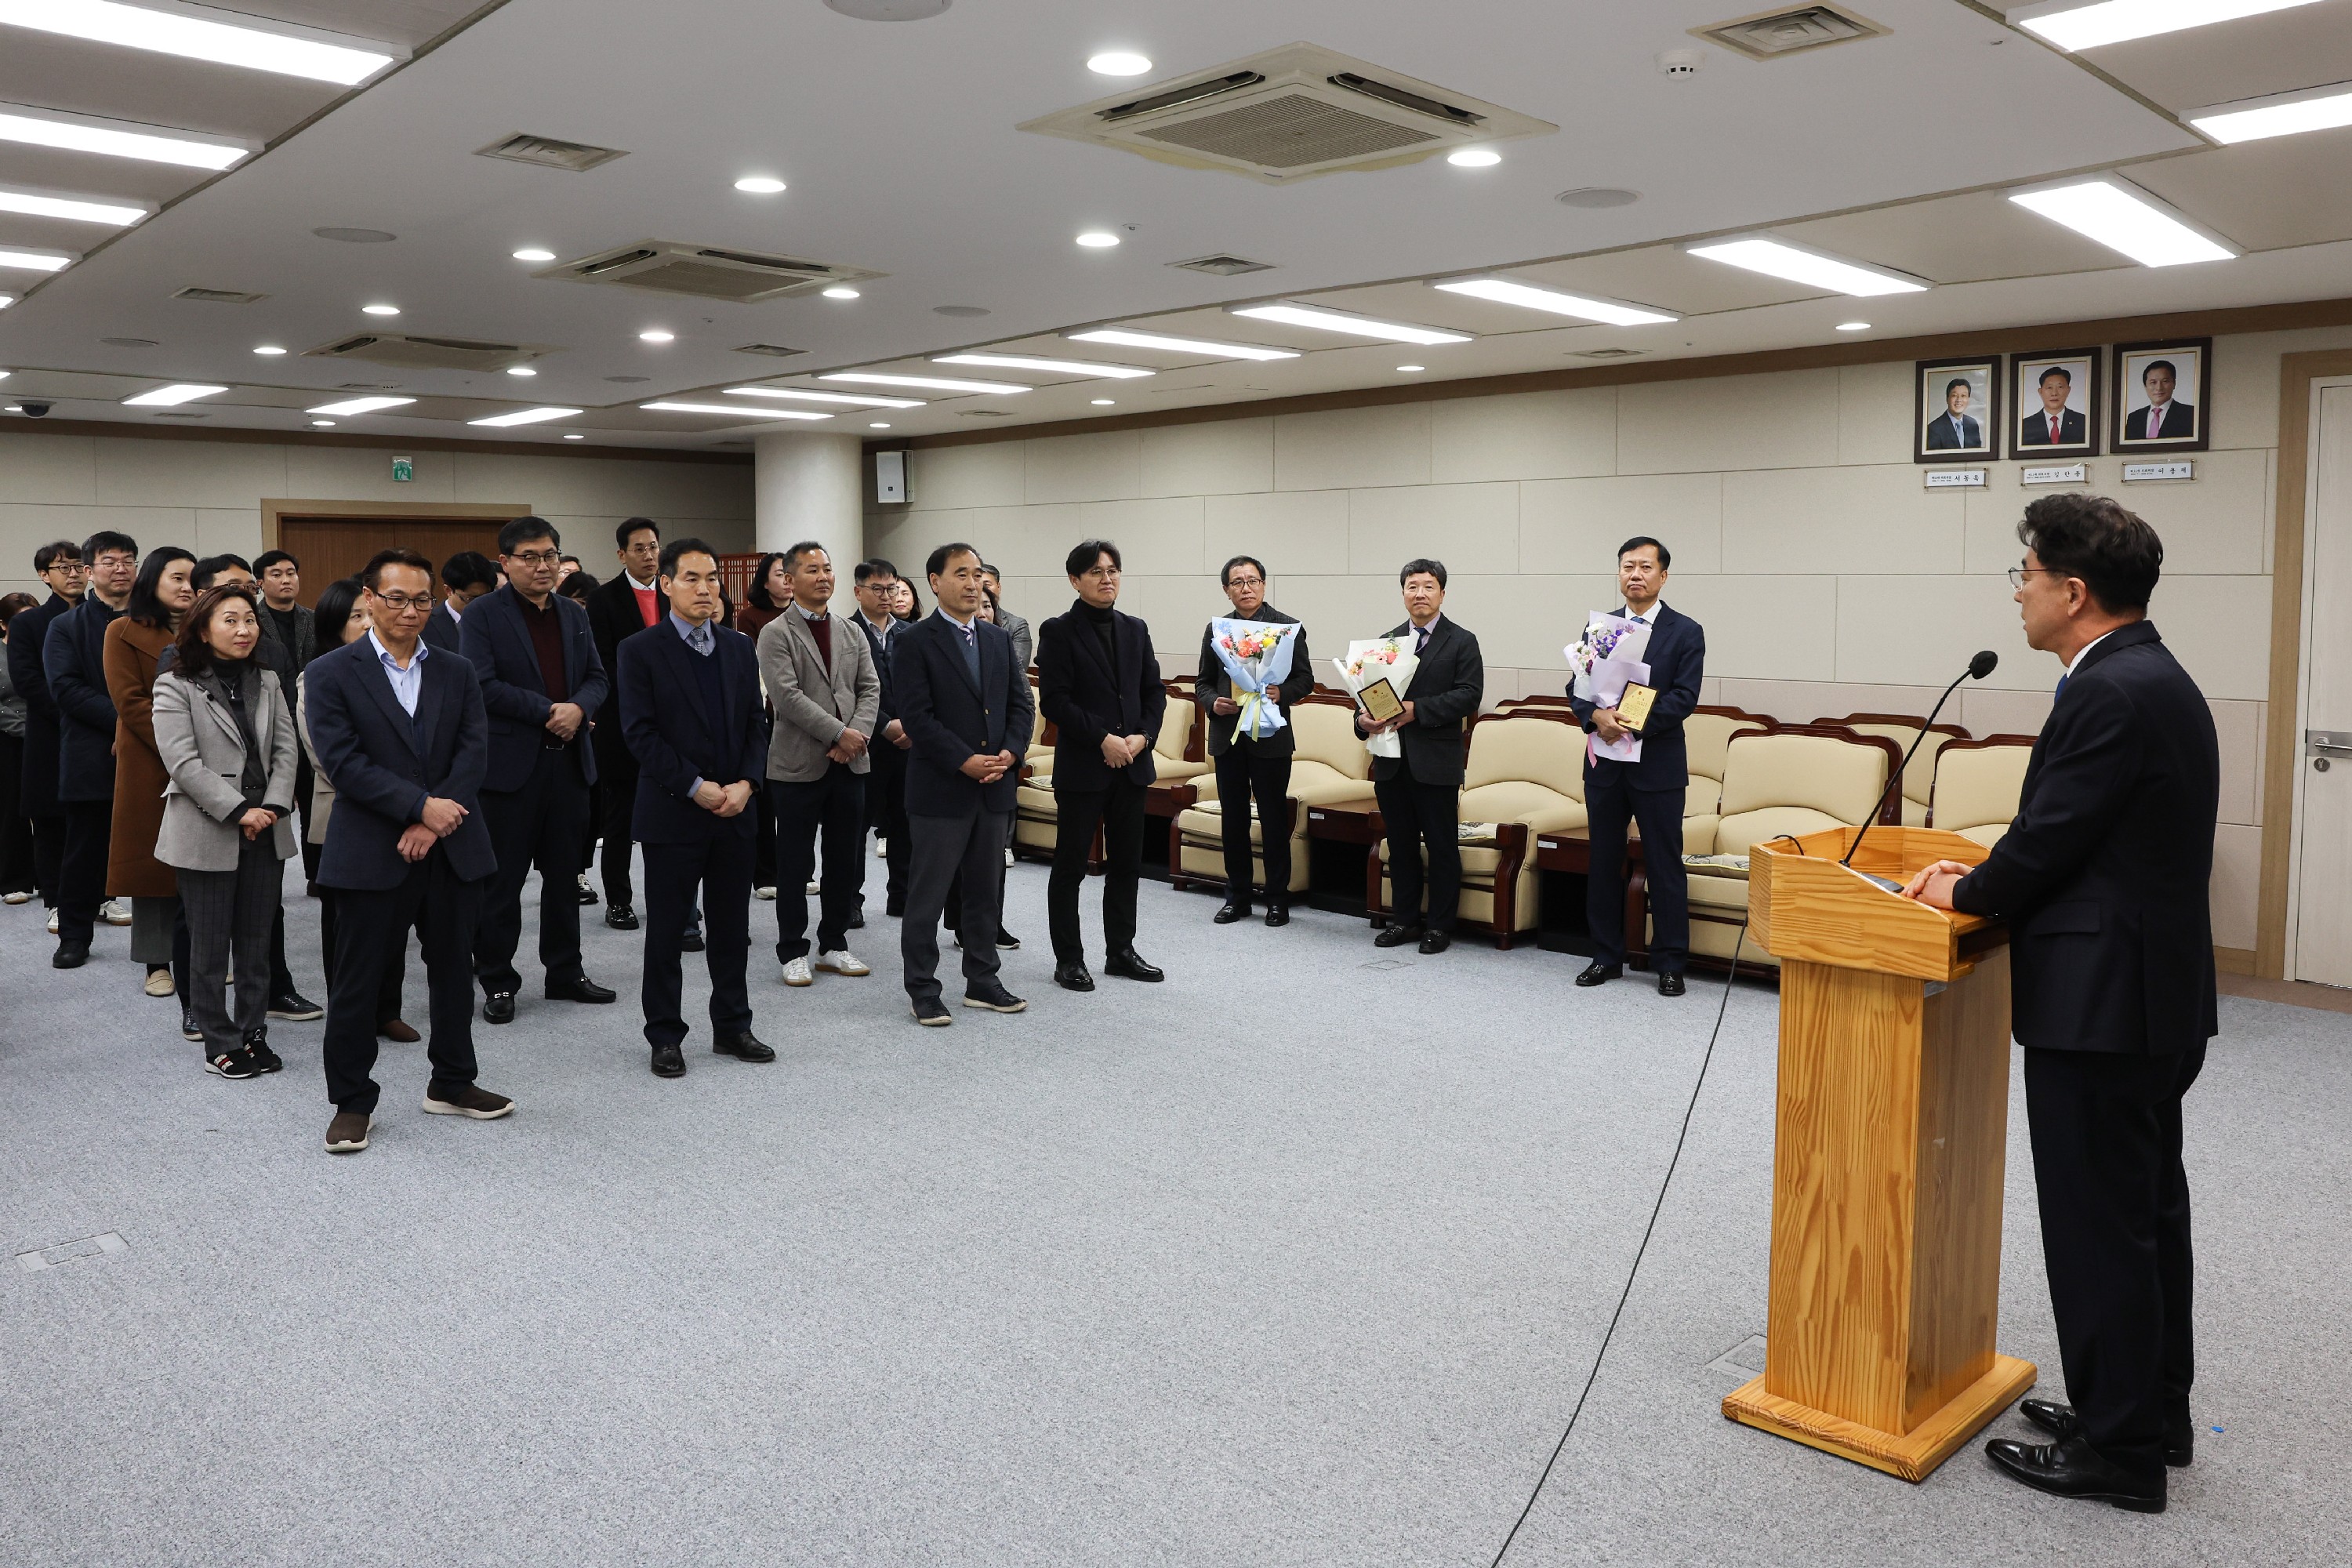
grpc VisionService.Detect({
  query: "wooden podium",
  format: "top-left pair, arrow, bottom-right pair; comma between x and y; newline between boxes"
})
1721,826 -> 2037,1482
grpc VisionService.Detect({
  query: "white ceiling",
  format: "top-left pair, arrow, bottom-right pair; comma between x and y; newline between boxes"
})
0,0 -> 2345,447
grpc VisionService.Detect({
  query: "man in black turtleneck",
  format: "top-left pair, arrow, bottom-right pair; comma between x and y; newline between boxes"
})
1034,539 -> 1166,993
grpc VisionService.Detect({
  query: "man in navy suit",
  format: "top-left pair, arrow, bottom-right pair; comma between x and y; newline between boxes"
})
423,551 -> 496,655
892,542 -> 1033,1025
1925,378 -> 1983,451
9,540 -> 85,925
304,548 -> 510,1156
617,539 -> 774,1077
460,517 -> 615,1022
44,529 -> 138,967
1569,536 -> 1706,996
2122,358 -> 2196,442
2020,365 -> 2089,447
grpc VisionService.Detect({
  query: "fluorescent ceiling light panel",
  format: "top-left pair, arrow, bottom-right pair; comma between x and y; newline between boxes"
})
2016,0 -> 2323,52
1685,237 -> 1928,296
641,401 -> 831,420
306,394 -> 412,415
0,187 -> 147,226
123,383 -> 224,405
820,372 -> 1031,394
2006,179 -> 2234,267
1431,278 -> 1676,326
0,248 -> 71,272
0,0 -> 398,85
933,354 -> 1152,379
0,105 -> 249,169
469,407 -> 581,428
723,387 -> 924,408
2189,80 -> 2352,143
1229,303 -> 1472,345
1065,328 -> 1298,361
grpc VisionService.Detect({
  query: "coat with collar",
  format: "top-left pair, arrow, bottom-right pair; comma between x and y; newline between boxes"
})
459,583 -> 609,791
849,611 -> 902,726
586,572 -> 661,762
1567,601 -> 1706,793
1194,604 -> 1312,759
259,601 -> 317,670
619,617 -> 768,844
103,615 -> 180,898
8,592 -> 76,815
1951,620 -> 2220,1055
45,595 -> 122,802
892,612 -> 1033,819
1370,615 -> 1484,786
301,634 -> 495,890
151,665 -> 299,871
421,600 -> 463,655
996,607 -> 1033,677
757,607 -> 881,782
1036,600 -> 1166,791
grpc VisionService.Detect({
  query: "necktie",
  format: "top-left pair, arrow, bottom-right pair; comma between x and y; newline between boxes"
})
2054,672 -> 2068,700
1631,613 -> 1647,625
1414,624 -> 1430,655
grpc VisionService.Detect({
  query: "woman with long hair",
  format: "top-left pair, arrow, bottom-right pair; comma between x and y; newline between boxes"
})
892,576 -> 924,622
152,584 -> 299,1078
737,550 -> 789,641
103,545 -> 196,1003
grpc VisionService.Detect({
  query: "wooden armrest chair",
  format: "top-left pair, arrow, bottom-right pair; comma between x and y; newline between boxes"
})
1929,735 -> 2037,849
1817,711 -> 1970,827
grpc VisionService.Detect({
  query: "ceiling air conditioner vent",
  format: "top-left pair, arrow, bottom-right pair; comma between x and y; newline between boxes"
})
474,132 -> 628,172
304,332 -> 555,372
1695,5 -> 1887,60
1020,42 -> 1555,183
1169,254 -> 1275,276
1573,347 -> 1646,359
733,343 -> 808,358
543,241 -> 883,303
174,286 -> 267,304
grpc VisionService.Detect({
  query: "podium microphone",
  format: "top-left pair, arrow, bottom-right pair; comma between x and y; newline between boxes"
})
1840,650 -> 1998,870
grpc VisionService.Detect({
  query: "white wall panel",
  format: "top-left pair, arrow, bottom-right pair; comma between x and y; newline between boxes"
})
1430,388 -> 1614,483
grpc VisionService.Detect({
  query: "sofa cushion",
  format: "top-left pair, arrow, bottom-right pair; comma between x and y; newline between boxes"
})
1716,805 -> 1853,858
1155,695 -> 1198,761
1464,715 -> 1587,800
1289,702 -> 1374,779
1719,732 -> 1887,823
1458,779 -> 1587,834
1933,743 -> 2031,836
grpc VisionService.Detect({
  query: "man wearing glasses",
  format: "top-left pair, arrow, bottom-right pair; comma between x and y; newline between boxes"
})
459,517 -> 615,1025
303,548 -> 510,1155
1193,556 -> 1312,926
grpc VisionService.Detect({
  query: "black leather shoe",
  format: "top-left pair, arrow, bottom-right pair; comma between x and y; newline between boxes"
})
2020,1399 -> 2194,1467
604,903 -> 639,931
1574,961 -> 1621,987
1374,923 -> 1423,949
1104,947 -> 1163,982
52,938 -> 89,969
181,1009 -> 201,1042
1985,1434 -> 2165,1512
714,1030 -> 775,1062
482,991 -> 517,1025
1214,902 -> 1250,924
1657,971 -> 1686,997
267,990 -> 325,1022
546,975 -> 617,1004
1417,930 -> 1452,955
849,910 -> 866,930
680,929 -> 704,953
1265,904 -> 1290,927
964,980 -> 1028,1013
650,1044 -> 685,1078
1054,962 -> 1095,993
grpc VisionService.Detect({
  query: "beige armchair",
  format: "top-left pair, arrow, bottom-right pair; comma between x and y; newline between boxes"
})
1012,678 -> 1062,862
1817,711 -> 1970,827
1682,706 -> 1774,816
1374,711 -> 1588,948
1172,696 -> 1374,897
1930,735 -> 2037,848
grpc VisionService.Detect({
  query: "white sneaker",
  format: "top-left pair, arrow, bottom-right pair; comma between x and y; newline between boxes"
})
782,956 -> 814,986
46,909 -> 60,934
815,949 -> 869,977
753,885 -> 778,901
1004,846 -> 1014,868
806,880 -> 821,895
2,891 -> 30,905
874,837 -> 887,858
102,898 -> 132,927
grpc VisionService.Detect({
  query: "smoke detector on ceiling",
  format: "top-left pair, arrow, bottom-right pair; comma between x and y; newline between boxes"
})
1657,49 -> 1704,76
1170,254 -> 1276,276
543,241 -> 881,303
474,132 -> 628,173
306,332 -> 556,372
1695,5 -> 1889,60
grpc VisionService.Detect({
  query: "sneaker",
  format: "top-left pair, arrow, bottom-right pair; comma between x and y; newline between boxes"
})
267,990 -> 324,1022
874,837 -> 887,859
325,1111 -> 372,1153
102,898 -> 132,927
910,996 -> 952,1026
805,880 -> 821,895
963,980 -> 1028,1013
46,908 -> 60,934
421,1084 -> 514,1120
2,890 -> 31,904
1004,847 -> 1014,868
205,1048 -> 260,1080
244,1032 -> 284,1074
143,967 -> 175,997
995,927 -> 1022,951
782,956 -> 814,986
815,949 -> 869,977
753,885 -> 778,901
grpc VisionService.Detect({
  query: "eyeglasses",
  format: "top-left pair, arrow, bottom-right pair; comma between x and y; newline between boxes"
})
505,550 -> 562,567
372,592 -> 434,612
1225,575 -> 1265,589
2005,567 -> 2066,589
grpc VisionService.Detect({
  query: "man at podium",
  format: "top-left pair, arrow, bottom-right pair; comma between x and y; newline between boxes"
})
1905,494 -> 2217,1514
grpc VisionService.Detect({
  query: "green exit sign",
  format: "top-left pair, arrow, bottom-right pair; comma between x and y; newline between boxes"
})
391,456 -> 413,483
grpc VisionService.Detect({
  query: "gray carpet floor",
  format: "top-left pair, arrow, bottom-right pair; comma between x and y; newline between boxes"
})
2,855 -> 2347,1566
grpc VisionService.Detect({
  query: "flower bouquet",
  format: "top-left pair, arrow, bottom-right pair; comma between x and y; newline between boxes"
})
1563,612 -> 1652,764
1208,618 -> 1301,742
1332,637 -> 1420,759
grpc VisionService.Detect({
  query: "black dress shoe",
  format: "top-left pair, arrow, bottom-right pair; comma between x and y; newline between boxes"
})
483,992 -> 517,1025
1104,947 -> 1163,982
1657,971 -> 1686,997
964,980 -> 1028,1013
604,903 -> 639,931
849,910 -> 866,930
714,1030 -> 775,1062
52,938 -> 89,969
1985,1434 -> 2165,1512
1214,902 -> 1250,924
546,975 -> 617,1004
1265,904 -> 1290,927
1574,961 -> 1621,987
1417,930 -> 1451,955
680,929 -> 704,953
2020,1399 -> 2195,1467
1374,923 -> 1423,949
267,990 -> 325,1022
181,1009 -> 201,1042
1054,961 -> 1095,993
650,1044 -> 686,1078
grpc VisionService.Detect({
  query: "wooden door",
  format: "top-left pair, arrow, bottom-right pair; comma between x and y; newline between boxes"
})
276,515 -> 510,607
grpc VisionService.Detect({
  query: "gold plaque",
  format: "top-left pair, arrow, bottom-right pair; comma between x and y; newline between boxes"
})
1357,677 -> 1405,725
1616,681 -> 1658,732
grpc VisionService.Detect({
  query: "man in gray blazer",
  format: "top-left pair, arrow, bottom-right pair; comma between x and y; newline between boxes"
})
758,542 -> 880,986
982,563 -> 1033,674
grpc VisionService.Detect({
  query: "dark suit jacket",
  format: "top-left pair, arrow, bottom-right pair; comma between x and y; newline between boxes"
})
459,584 -> 609,790
1036,601 -> 1167,791
260,602 -> 317,670
851,612 -> 901,727
1195,605 -> 1312,759
1924,411 -> 1982,450
45,597 -> 122,802
1951,621 -> 2218,1055
586,572 -> 662,764
1369,615 -> 1483,787
617,619 -> 766,845
421,601 -> 463,655
2019,407 -> 2088,446
9,593 -> 74,815
893,612 -> 1033,819
2124,401 -> 2195,441
302,636 -> 495,890
1568,601 -> 1706,793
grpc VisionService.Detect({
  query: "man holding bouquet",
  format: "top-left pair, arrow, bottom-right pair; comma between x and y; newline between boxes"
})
1359,559 -> 1483,954
1195,557 -> 1312,927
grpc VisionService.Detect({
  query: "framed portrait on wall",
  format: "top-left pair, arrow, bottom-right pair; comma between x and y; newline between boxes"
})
1915,356 -> 2001,463
2114,338 -> 2211,453
2009,348 -> 2100,459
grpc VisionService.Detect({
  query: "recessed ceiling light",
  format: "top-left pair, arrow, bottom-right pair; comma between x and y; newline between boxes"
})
506,366 -> 536,376
869,421 -> 891,428
1087,50 -> 1152,75
1446,147 -> 1501,167
1685,237 -> 1929,296
724,387 -> 924,408
1066,328 -> 1298,361
2019,0 -> 2321,53
637,329 -> 674,343
0,296 -> 15,310
2007,178 -> 2234,267
123,383 -> 226,406
1835,321 -> 1871,332
0,187 -> 146,227
2189,80 -> 2352,143
307,394 -> 413,416
252,344 -> 286,354
0,107 -> 249,169
1091,397 -> 1115,405
563,432 -> 584,440
1229,303 -> 1472,345
469,406 -> 581,428
511,247 -> 556,262
1432,277 -> 1677,326
1075,230 -> 1121,249
934,353 -> 1151,379
0,0 -> 400,85
641,401 -> 833,419
0,249 -> 73,273
734,176 -> 786,194
821,285 -> 860,299
310,419 -> 335,427
821,372 -> 1032,394
361,303 -> 399,316
1396,365 -> 1425,373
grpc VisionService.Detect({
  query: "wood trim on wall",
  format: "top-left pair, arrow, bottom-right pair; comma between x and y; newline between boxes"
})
0,419 -> 750,466
2216,946 -> 2258,977
260,499 -> 531,555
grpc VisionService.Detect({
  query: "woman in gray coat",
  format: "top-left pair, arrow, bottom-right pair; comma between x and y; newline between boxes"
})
152,583 -> 298,1079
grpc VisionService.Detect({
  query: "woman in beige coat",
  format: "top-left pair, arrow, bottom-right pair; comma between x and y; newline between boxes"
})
153,583 -> 298,1078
